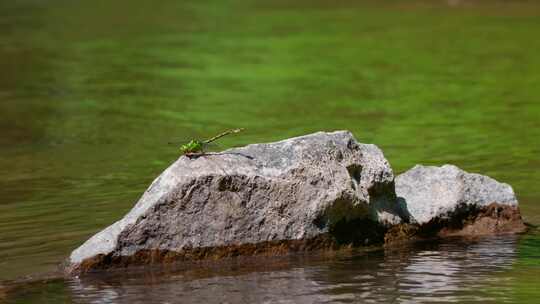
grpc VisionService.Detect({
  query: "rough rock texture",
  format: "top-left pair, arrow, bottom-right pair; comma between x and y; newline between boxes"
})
67,131 -> 402,274
67,135 -> 528,274
395,164 -> 526,236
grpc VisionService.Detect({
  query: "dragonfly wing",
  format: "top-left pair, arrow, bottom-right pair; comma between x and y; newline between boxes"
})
167,139 -> 199,145
202,142 -> 222,151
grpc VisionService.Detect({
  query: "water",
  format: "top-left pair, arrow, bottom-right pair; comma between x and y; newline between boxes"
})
0,0 -> 539,302
4,234 -> 540,303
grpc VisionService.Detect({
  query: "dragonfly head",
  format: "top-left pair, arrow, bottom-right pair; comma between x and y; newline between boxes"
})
180,139 -> 204,154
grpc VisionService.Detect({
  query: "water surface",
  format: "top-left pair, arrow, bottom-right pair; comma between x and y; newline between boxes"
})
1,0 -> 539,302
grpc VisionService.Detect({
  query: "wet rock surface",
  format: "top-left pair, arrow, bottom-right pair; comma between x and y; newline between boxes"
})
67,131 -> 401,274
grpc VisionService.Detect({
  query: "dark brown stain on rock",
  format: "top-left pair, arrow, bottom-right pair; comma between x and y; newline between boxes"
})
68,235 -> 346,275
436,203 -> 527,237
68,203 -> 527,275
384,203 -> 527,245
0,286 -> 7,302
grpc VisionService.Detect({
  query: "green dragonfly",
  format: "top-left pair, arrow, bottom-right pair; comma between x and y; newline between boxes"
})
170,128 -> 244,156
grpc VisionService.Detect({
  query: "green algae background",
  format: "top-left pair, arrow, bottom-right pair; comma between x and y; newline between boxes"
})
0,0 -> 539,301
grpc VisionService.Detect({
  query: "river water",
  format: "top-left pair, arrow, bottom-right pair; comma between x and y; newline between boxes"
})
1,0 -> 539,303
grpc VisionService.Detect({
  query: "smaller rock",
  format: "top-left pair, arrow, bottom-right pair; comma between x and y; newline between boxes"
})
395,164 -> 526,236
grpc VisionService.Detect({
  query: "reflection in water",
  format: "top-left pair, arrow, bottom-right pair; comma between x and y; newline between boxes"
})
68,236 -> 518,304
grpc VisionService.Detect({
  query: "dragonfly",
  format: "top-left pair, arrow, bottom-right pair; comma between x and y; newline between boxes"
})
170,128 -> 245,156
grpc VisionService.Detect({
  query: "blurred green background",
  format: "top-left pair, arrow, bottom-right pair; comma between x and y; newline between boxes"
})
0,0 -> 538,298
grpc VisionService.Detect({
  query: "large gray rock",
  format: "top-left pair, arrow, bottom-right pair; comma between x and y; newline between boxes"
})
67,131 -> 402,274
395,164 -> 519,225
